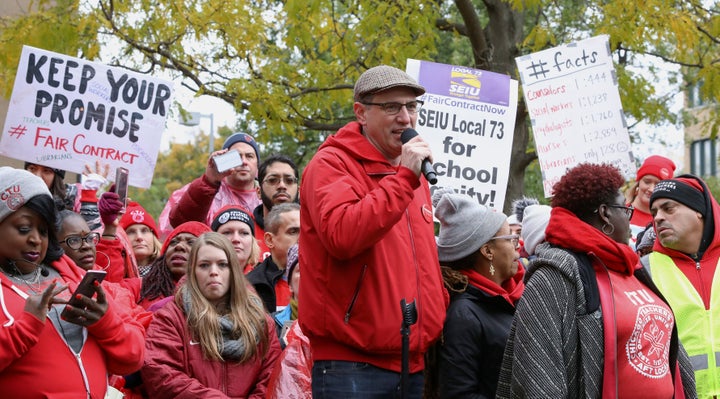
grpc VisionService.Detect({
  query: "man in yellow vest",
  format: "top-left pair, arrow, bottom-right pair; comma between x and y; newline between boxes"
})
649,174 -> 719,398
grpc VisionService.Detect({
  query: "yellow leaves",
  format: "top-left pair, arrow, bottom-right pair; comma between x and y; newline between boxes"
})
523,26 -> 556,52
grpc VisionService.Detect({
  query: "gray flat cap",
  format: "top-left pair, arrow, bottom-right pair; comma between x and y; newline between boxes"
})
353,65 -> 425,101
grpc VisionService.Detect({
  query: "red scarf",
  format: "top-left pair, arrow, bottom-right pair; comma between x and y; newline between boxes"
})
460,265 -> 525,306
544,207 -> 639,275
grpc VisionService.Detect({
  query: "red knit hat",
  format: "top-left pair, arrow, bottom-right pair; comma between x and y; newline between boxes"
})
160,221 -> 211,255
636,155 -> 675,181
119,201 -> 159,237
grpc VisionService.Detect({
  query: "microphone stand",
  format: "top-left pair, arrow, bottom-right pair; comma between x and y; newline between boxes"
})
400,298 -> 417,399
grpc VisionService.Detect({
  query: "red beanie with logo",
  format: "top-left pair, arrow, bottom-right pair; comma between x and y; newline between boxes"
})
119,201 -> 159,237
636,155 -> 676,181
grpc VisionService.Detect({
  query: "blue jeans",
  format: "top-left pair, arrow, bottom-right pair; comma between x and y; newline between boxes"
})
312,360 -> 424,399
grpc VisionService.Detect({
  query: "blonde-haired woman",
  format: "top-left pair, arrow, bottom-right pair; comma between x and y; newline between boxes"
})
142,232 -> 281,398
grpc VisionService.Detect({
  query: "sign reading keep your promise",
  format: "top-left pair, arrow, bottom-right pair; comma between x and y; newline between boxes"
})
0,46 -> 174,188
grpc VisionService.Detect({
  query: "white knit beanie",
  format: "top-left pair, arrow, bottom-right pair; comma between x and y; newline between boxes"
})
0,167 -> 52,224
521,204 -> 551,256
433,188 -> 507,262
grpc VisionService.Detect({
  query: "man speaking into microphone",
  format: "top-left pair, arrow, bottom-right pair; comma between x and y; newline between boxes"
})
299,65 -> 448,398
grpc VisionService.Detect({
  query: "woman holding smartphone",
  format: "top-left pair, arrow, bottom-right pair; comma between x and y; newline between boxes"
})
0,167 -> 145,398
142,232 -> 281,398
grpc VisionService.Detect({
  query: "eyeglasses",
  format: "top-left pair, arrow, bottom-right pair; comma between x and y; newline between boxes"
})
360,100 -> 424,115
262,175 -> 298,186
489,234 -> 520,247
60,232 -> 100,250
607,204 -> 634,220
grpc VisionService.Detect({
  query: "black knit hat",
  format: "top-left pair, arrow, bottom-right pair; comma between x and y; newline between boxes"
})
222,133 -> 260,163
650,177 -> 707,216
210,205 -> 255,235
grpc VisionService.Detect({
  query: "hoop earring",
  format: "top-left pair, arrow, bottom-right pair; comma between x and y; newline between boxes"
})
489,263 -> 495,276
602,223 -> 615,235
96,251 -> 111,271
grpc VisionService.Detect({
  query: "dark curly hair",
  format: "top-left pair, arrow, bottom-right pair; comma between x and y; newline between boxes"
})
551,163 -> 625,221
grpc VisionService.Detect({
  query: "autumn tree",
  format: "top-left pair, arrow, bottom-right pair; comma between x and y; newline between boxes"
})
1,0 -> 718,211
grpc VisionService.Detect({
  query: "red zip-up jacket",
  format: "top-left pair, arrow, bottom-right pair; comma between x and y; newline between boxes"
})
299,121 -> 448,373
142,300 -> 281,398
0,255 -> 145,398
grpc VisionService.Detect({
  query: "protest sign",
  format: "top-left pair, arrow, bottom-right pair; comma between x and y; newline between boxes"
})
515,35 -> 635,197
0,45 -> 174,188
406,59 -> 518,210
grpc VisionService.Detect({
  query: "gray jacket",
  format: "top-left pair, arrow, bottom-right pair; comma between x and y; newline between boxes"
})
496,242 -> 696,399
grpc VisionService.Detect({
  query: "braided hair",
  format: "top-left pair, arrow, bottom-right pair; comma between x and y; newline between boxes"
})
139,254 -> 175,302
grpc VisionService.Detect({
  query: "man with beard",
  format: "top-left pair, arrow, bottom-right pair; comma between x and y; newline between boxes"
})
647,175 -> 720,398
253,154 -> 300,261
166,133 -> 262,234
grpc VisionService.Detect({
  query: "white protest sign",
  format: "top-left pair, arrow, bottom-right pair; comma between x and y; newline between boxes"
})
0,45 -> 174,188
406,59 -> 518,210
515,35 -> 635,197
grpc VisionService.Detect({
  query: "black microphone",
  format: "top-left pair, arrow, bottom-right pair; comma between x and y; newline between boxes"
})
400,128 -> 438,185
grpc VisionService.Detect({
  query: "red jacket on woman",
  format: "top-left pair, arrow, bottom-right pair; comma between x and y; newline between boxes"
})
142,299 -> 281,399
0,255 -> 146,398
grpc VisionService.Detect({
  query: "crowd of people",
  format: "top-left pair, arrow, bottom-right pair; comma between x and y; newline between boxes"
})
1,64 -> 716,399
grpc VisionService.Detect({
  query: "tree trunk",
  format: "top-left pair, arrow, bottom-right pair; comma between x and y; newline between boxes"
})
459,0 -> 538,213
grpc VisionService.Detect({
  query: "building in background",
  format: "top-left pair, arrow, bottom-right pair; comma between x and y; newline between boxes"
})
685,81 -> 718,177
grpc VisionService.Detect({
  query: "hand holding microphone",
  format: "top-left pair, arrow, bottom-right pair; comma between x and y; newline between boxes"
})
400,128 -> 437,185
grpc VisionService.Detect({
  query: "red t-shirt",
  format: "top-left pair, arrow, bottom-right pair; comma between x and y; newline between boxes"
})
610,271 -> 674,398
629,207 -> 653,228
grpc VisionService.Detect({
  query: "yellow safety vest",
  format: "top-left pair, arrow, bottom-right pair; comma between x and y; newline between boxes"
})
649,251 -> 720,398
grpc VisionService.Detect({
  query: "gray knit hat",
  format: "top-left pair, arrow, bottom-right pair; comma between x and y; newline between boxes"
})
522,204 -> 551,256
0,167 -> 52,224
353,65 -> 425,101
433,188 -> 507,262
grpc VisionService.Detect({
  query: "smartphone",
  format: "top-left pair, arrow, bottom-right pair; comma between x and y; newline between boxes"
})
60,270 -> 107,318
213,150 -> 243,173
115,167 -> 129,209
